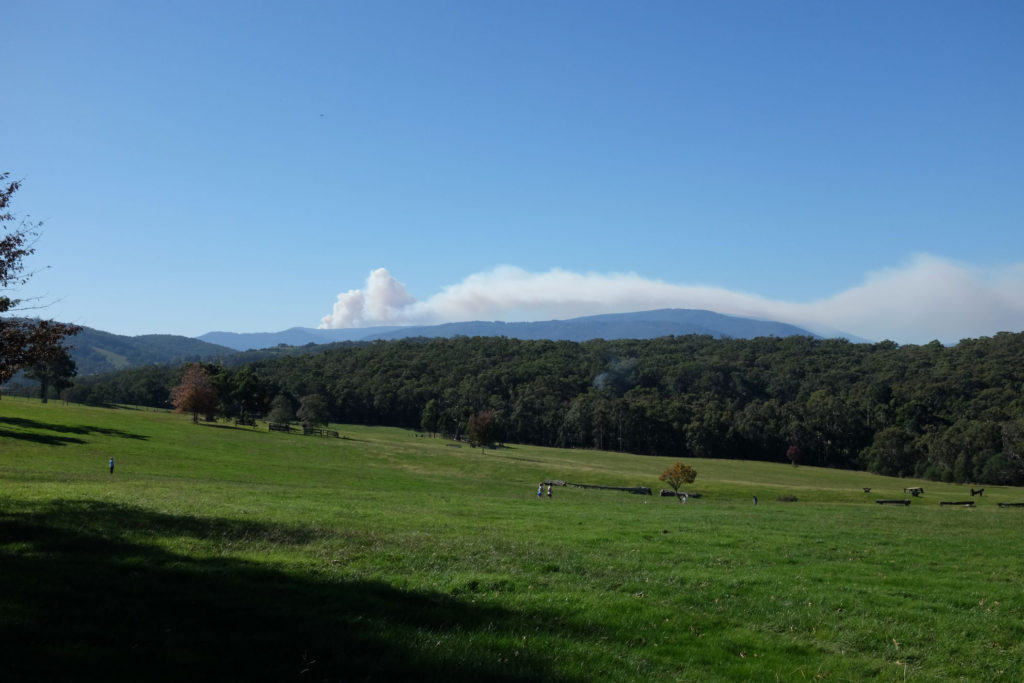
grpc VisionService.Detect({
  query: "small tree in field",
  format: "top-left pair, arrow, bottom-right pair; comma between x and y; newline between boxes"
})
297,394 -> 329,429
267,394 -> 294,424
659,461 -> 697,502
786,444 -> 803,468
24,346 -> 77,403
421,398 -> 441,437
170,363 -> 217,423
466,410 -> 495,453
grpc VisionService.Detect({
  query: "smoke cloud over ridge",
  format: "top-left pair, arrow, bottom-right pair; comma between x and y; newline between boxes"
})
320,256 -> 1024,344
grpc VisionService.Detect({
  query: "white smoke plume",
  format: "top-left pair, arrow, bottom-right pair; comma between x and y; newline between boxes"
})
799,255 -> 1024,343
320,267 -> 416,328
320,256 -> 1024,344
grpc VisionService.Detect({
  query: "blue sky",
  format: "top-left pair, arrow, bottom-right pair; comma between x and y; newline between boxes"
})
3,1 -> 1022,344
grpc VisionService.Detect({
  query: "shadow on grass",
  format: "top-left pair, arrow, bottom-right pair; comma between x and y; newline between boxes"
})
0,427 -> 87,446
0,500 -> 585,682
0,416 -> 149,445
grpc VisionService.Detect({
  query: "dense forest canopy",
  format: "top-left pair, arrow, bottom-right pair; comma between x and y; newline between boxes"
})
60,333 -> 1024,485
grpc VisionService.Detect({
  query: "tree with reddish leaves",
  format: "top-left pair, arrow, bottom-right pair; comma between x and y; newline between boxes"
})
659,461 -> 697,502
786,444 -> 803,468
171,363 -> 218,423
1,172 -> 80,391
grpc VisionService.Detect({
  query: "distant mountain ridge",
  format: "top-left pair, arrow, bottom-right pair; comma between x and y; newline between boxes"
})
199,309 -> 821,351
8,309 -> 837,380
197,325 -> 403,350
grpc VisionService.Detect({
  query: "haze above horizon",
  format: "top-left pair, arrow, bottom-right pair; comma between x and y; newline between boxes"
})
3,1 -> 1022,345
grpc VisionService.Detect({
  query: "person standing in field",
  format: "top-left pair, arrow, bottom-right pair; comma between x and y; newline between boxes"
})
109,457 -> 114,474
546,484 -> 552,498
538,483 -> 543,498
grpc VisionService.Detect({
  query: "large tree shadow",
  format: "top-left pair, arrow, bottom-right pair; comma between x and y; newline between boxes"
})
0,500 -> 587,682
0,426 -> 86,445
0,416 -> 149,445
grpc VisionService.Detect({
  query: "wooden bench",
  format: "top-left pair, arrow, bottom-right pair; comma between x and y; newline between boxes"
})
876,499 -> 911,506
268,423 -> 292,432
939,501 -> 975,507
997,502 -> 1024,508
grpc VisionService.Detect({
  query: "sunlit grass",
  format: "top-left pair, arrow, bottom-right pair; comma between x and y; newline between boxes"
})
1,398 -> 1022,680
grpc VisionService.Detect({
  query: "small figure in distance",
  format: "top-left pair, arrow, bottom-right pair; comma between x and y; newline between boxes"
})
109,457 -> 115,474
753,495 -> 758,505
546,484 -> 553,498
538,483 -> 544,498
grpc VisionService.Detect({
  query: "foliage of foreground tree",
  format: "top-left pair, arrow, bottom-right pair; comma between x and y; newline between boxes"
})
170,363 -> 218,422
0,172 -> 79,389
659,462 -> 697,502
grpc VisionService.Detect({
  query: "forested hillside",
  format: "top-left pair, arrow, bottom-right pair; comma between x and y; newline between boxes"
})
65,327 -> 236,375
64,333 -> 1024,485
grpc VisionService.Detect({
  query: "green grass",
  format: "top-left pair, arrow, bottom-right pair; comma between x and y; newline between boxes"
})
2,399 -> 1023,681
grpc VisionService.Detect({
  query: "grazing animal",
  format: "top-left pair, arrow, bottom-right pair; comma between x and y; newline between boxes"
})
971,488 -> 984,497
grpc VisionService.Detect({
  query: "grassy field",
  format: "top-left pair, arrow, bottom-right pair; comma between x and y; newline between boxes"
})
1,399 -> 1022,681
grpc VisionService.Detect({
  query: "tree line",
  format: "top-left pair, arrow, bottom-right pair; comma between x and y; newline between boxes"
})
61,332 -> 1024,486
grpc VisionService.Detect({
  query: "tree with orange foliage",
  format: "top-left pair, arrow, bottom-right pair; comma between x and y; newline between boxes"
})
659,461 -> 697,502
171,363 -> 218,423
